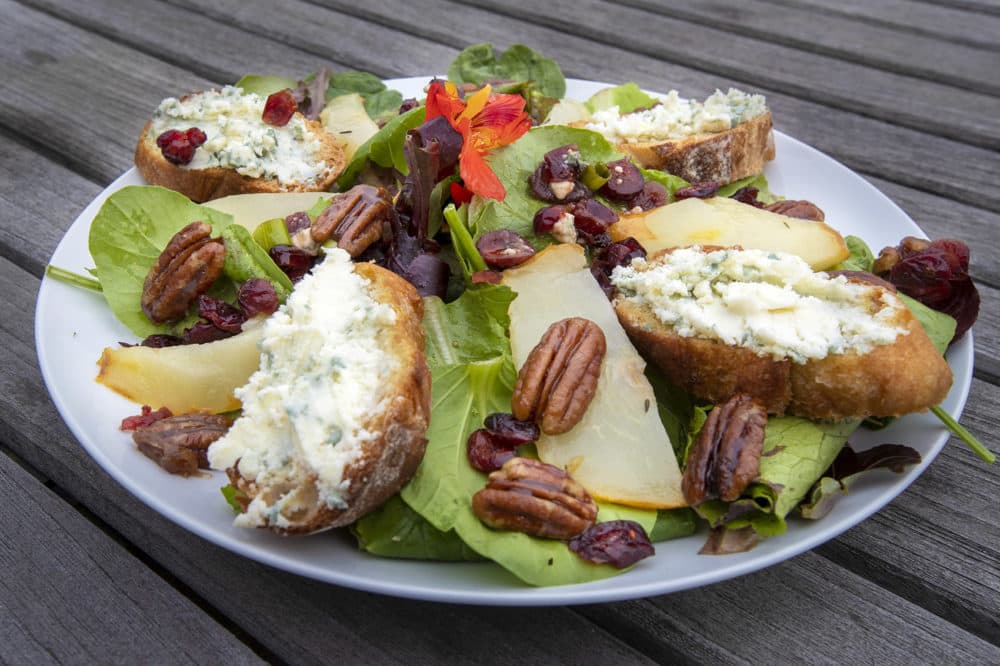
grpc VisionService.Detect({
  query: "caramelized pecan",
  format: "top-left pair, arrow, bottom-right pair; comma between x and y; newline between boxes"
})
511,317 -> 606,435
141,222 -> 225,324
472,457 -> 598,539
682,394 -> 767,505
132,413 -> 231,476
311,184 -> 391,257
764,199 -> 825,221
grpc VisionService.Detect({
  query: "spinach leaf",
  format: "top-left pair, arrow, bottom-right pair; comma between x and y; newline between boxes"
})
585,82 -> 659,114
88,186 -> 235,337
448,43 -> 566,99
220,225 -> 293,303
352,495 -> 484,561
835,235 -> 876,272
716,173 -> 780,204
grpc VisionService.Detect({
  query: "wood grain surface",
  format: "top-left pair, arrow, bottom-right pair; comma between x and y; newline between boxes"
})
3,0 -> 998,662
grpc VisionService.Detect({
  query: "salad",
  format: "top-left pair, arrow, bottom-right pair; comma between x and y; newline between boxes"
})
45,44 -> 988,591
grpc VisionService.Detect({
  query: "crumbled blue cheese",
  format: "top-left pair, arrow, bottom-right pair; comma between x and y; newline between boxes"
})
151,86 -> 326,184
584,88 -> 767,143
611,247 -> 907,364
207,249 -> 397,528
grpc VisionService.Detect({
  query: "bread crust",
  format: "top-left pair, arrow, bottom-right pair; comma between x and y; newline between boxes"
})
227,263 -> 431,535
617,112 -> 775,185
135,113 -> 345,203
614,255 -> 953,420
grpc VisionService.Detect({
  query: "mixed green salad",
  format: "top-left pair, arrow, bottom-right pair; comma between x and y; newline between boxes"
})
50,43 -> 989,587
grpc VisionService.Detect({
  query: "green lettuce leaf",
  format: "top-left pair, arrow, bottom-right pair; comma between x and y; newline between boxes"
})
88,186 -> 235,337
448,43 -> 565,99
900,293 -> 956,354
468,126 -> 623,247
716,173 -> 780,204
220,225 -> 293,303
835,235 -> 876,272
335,105 -> 426,190
585,82 -> 658,114
352,495 -> 484,561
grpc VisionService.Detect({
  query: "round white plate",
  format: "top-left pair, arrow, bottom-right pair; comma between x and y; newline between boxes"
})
35,77 -> 972,605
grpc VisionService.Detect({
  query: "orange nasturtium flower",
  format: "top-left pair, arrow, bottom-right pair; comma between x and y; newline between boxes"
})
425,79 -> 531,201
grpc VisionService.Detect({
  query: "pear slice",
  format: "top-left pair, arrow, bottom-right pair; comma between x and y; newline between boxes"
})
501,244 -> 686,509
320,93 -> 380,161
97,326 -> 263,414
204,192 -> 334,231
610,196 -> 849,270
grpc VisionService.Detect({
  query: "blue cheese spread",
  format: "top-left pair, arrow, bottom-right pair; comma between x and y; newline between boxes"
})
150,86 -> 326,184
207,249 -> 396,529
584,88 -> 767,143
611,247 -> 908,364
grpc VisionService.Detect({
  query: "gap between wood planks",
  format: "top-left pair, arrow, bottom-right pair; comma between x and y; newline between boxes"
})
0,441 -> 285,665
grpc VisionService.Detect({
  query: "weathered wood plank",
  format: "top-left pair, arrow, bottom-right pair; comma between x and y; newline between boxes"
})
619,0 -> 1000,95
774,0 -> 1000,50
450,0 -> 1000,149
306,0 -> 1000,212
0,449 -> 264,664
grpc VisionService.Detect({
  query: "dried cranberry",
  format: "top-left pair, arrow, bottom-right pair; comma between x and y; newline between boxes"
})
238,278 -> 279,317
284,211 -> 311,235
587,233 -> 612,249
568,520 -> 655,568
121,405 -> 173,431
601,159 -> 645,201
674,181 -> 721,200
182,321 -> 234,345
567,199 -> 618,237
729,186 -> 763,207
533,205 -> 566,234
529,165 -> 590,203
198,295 -> 246,333
470,270 -> 502,285
476,230 -> 536,269
269,244 -> 314,282
155,127 -> 206,165
590,237 -> 647,298
889,246 -> 980,341
262,89 -> 297,126
627,181 -> 669,211
483,413 -> 540,447
466,429 -> 517,473
399,97 -> 420,114
140,334 -> 183,348
543,144 -> 584,182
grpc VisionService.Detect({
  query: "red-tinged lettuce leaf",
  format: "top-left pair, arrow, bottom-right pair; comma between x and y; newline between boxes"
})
699,526 -> 760,555
799,443 -> 922,520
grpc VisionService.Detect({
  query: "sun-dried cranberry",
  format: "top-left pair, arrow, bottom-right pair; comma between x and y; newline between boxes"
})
399,97 -> 420,114
467,429 -> 518,473
238,278 -> 279,317
269,244 -> 315,282
262,89 -> 297,127
483,413 -> 540,447
533,205 -> 566,234
182,321 -> 234,345
121,405 -> 173,431
729,186 -> 763,207
476,230 -> 536,269
155,127 -> 206,165
284,211 -> 311,235
627,181 -> 669,211
601,159 -> 645,201
140,334 -> 183,348
674,181 -> 721,200
590,237 -> 647,298
568,520 -> 655,568
198,295 -> 246,333
543,144 -> 584,182
471,270 -> 502,285
567,199 -> 618,237
529,166 -> 590,203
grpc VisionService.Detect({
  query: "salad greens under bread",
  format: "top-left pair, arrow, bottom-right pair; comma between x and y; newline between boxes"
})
49,43 -> 988,588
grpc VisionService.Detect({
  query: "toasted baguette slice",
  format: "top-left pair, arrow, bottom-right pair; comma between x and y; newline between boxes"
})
135,89 -> 345,202
616,112 -> 775,185
208,253 -> 430,534
613,248 -> 952,420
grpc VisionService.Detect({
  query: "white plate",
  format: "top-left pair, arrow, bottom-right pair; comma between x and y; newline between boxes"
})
35,77 -> 972,605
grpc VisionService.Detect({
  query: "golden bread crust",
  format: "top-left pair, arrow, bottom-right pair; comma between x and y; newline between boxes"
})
228,262 -> 430,535
135,115 -> 345,203
617,112 -> 775,185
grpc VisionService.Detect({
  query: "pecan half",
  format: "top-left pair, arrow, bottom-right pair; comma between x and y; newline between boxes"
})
132,413 -> 231,476
472,457 -> 598,539
682,393 -> 767,505
141,222 -> 225,324
311,184 -> 391,257
765,199 -> 825,221
512,317 -> 606,435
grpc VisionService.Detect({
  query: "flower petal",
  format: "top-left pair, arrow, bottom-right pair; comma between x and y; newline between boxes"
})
458,84 -> 491,123
426,79 -> 465,122
470,93 -> 531,151
458,129 -> 506,200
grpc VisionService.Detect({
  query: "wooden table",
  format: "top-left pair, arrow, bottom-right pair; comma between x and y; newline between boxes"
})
3,0 -> 998,662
